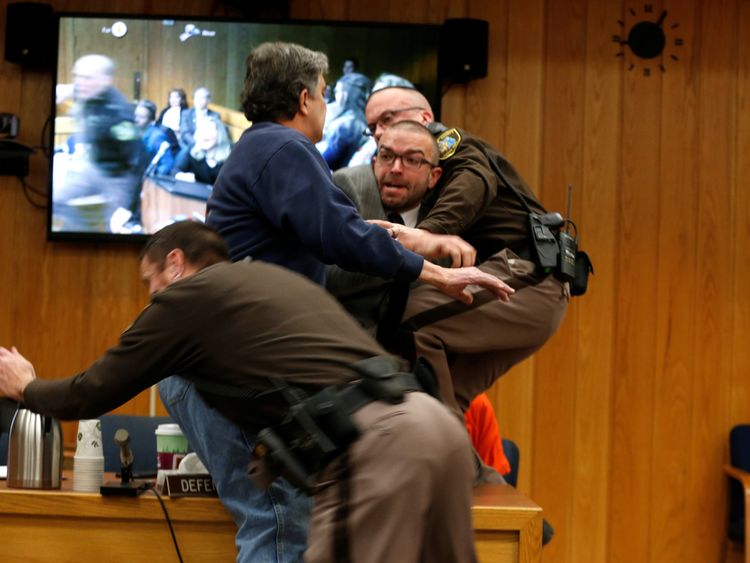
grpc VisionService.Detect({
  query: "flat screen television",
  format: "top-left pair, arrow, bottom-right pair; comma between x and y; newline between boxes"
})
47,13 -> 442,242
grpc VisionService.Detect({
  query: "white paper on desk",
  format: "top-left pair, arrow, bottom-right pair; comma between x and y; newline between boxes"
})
0,465 -> 7,479
178,452 -> 208,474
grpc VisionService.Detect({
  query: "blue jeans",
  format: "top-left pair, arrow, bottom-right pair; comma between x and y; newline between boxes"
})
158,376 -> 311,562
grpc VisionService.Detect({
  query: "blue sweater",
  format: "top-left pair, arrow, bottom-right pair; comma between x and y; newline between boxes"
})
206,122 -> 423,285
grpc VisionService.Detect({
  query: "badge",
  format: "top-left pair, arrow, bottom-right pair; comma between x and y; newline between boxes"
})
436,128 -> 461,160
110,121 -> 138,141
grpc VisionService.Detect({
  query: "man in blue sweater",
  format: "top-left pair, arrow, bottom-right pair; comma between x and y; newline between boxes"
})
159,42 -> 513,562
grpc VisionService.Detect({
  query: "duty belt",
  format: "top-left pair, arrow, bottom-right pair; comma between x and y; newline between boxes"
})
251,356 -> 433,495
340,356 -> 424,410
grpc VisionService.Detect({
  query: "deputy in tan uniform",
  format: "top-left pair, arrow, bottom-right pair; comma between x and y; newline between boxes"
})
0,221 -> 477,563
329,89 -> 569,418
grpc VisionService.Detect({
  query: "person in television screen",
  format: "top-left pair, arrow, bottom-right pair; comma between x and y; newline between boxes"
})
159,41 -> 513,562
52,54 -> 143,233
342,56 -> 359,75
179,86 -> 221,150
173,116 -> 232,185
316,72 -> 371,170
134,100 -> 179,177
124,99 -> 181,232
0,221 -> 478,563
157,88 -> 189,137
328,96 -> 569,421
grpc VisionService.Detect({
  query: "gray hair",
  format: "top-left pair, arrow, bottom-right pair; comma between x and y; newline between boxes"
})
190,116 -> 233,162
241,42 -> 328,122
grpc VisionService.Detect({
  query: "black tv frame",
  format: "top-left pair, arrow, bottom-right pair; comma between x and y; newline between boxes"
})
46,12 -> 443,243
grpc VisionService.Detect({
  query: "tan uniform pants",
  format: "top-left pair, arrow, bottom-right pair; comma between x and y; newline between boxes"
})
403,248 -> 569,416
305,392 -> 477,563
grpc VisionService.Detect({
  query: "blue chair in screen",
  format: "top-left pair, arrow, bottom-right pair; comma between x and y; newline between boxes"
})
100,414 -> 173,476
725,424 -> 750,563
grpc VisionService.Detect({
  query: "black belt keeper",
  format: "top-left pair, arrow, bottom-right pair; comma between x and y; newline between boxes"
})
508,243 -> 535,263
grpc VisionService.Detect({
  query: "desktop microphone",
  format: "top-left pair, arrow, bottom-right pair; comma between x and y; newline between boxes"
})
144,140 -> 171,177
100,428 -> 151,496
114,428 -> 134,484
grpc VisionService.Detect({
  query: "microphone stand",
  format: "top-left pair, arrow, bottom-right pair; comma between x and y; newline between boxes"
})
100,428 -> 153,497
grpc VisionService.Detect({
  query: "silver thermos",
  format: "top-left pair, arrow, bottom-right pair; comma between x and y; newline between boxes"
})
7,407 -> 62,489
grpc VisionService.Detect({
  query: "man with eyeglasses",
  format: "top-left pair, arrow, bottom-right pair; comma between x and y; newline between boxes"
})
158,43 -> 512,563
328,89 -> 569,442
0,221 -> 478,563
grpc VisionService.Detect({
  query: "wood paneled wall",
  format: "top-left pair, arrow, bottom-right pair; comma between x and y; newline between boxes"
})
1,0 -> 748,561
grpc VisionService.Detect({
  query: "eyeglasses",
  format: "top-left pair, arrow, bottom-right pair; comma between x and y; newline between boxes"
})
375,147 -> 437,170
363,107 -> 426,136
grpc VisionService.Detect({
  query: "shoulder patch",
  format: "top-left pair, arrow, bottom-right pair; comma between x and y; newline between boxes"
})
436,128 -> 461,160
110,121 -> 139,141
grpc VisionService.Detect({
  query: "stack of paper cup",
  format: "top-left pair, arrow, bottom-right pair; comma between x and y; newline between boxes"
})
73,419 -> 104,492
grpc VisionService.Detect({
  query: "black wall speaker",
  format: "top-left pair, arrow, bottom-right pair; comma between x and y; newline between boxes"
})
439,18 -> 489,83
4,2 -> 55,68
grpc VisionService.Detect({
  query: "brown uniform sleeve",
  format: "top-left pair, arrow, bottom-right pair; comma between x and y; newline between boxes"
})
417,139 -> 498,235
23,300 -> 200,420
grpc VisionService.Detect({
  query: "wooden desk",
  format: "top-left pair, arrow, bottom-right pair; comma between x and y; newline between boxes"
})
140,177 -> 211,234
0,473 -> 236,562
473,484 -> 543,563
0,475 -> 541,562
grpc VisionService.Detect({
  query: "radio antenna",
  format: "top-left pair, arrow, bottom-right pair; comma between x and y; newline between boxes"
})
565,185 -> 573,234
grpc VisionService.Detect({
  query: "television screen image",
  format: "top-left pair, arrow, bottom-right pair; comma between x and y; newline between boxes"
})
48,14 -> 442,241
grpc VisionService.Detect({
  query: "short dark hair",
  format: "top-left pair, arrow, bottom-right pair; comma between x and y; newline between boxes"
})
136,100 -> 157,122
141,221 -> 229,271
240,42 -> 328,122
384,120 -> 440,164
168,88 -> 188,109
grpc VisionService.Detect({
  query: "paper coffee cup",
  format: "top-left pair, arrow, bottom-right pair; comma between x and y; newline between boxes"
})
155,423 -> 188,470
76,419 -> 103,457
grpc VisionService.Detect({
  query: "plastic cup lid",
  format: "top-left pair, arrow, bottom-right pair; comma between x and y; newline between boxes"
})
155,423 -> 184,436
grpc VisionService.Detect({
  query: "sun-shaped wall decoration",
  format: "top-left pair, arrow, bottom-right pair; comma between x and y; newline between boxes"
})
612,3 -> 685,76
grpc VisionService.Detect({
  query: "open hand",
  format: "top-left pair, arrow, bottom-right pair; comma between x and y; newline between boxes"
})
418,262 -> 514,305
0,346 -> 36,401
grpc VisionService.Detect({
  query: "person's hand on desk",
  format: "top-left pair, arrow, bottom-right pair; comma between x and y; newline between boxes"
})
0,346 -> 36,401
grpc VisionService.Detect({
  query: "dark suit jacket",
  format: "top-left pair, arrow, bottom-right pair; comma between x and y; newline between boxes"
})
326,165 -> 393,334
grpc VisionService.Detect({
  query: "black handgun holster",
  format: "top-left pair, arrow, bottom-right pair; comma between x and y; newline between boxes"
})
250,357 -> 423,494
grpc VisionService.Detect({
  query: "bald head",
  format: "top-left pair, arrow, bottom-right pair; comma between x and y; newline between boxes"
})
365,87 -> 434,141
73,54 -> 114,101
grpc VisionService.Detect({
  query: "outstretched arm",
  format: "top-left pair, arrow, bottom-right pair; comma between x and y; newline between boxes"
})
369,219 -> 477,268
